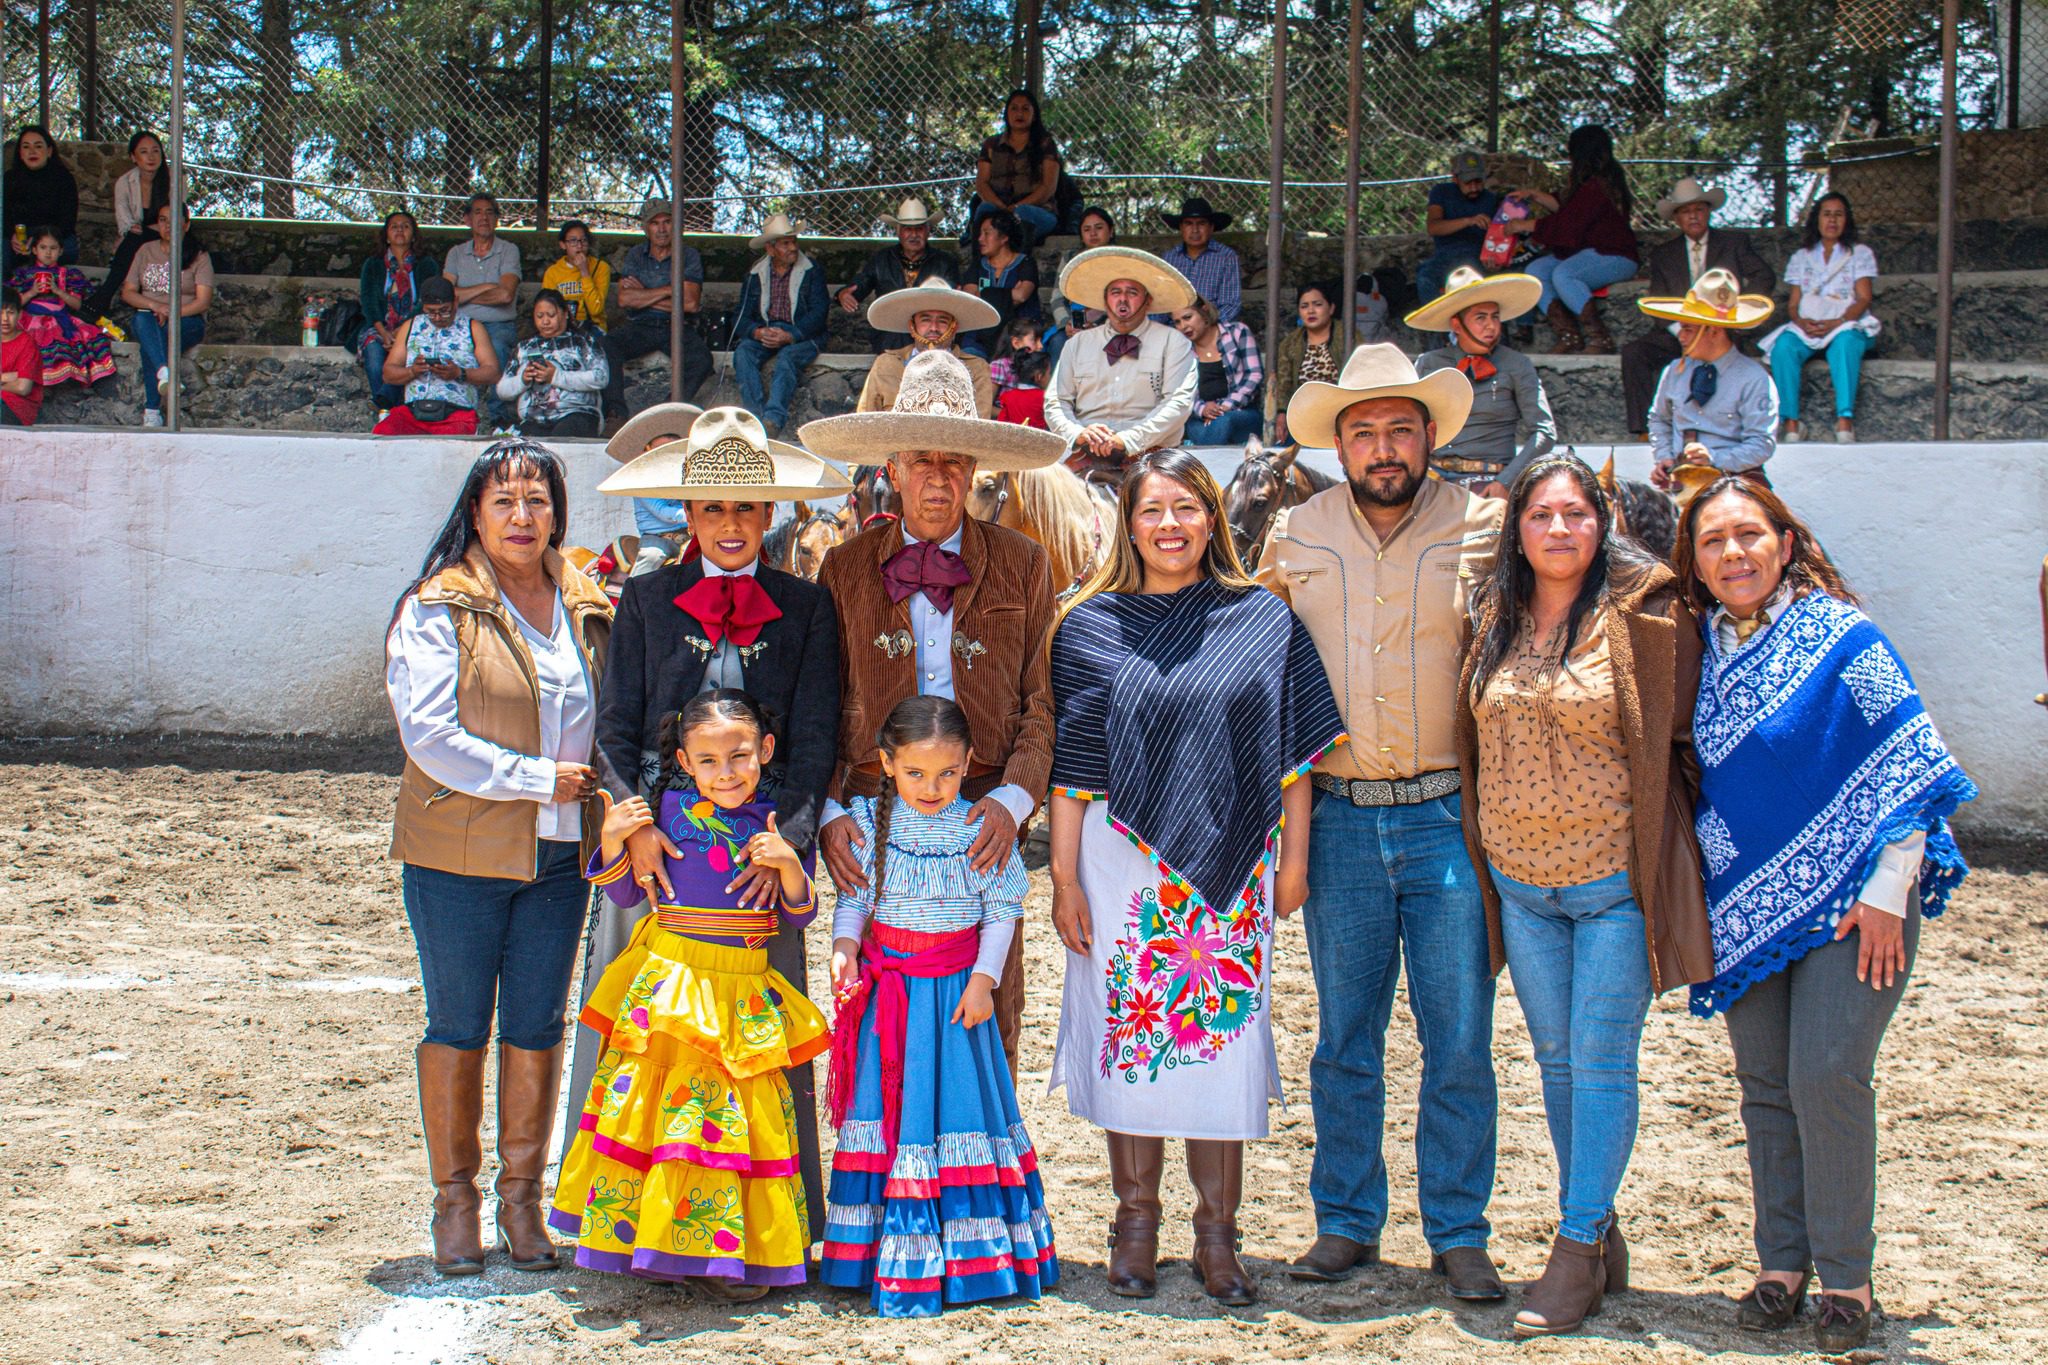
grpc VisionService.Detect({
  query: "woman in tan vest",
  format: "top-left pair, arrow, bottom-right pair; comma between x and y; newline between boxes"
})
385,438 -> 613,1276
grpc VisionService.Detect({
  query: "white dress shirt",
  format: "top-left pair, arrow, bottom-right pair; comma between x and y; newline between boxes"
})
387,589 -> 596,841
697,556 -> 758,693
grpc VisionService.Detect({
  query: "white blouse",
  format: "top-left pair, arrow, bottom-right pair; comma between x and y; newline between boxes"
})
386,589 -> 596,842
1764,242 -> 1882,351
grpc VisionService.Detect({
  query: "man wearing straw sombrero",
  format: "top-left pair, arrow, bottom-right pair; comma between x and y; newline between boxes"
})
730,213 -> 829,439
560,405 -> 852,1241
1407,265 -> 1556,497
855,280 -> 999,418
1044,245 -> 1198,476
835,196 -> 965,352
802,349 -> 1068,1072
1640,268 -> 1778,491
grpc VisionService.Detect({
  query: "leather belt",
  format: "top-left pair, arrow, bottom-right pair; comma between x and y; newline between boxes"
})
1311,769 -> 1461,807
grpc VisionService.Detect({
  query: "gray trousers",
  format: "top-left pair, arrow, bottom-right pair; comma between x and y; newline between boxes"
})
1722,895 -> 1920,1287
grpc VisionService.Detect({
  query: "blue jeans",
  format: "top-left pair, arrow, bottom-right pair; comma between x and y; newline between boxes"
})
469,319 -> 519,425
400,839 -> 588,1052
733,335 -> 821,429
965,200 -> 1058,249
1183,407 -> 1263,446
1771,327 -> 1869,421
1528,250 -> 1638,313
1493,865 -> 1652,1245
132,313 -> 206,411
1303,792 -> 1497,1252
360,330 -> 403,408
1416,247 -> 1482,305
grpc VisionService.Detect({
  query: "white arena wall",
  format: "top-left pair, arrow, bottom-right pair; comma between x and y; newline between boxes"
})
1,430 -> 2043,831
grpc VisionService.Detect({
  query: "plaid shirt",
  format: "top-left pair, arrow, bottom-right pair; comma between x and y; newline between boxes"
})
1159,241 -> 1243,322
766,264 -> 793,323
1212,321 -> 1264,411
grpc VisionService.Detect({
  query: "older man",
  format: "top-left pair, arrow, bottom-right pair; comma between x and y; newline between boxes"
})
443,193 -> 522,427
836,197 -> 964,353
1044,245 -> 1198,476
731,213 -> 829,438
1622,177 -> 1778,437
1257,344 -> 1507,1303
801,350 -> 1067,1069
1642,269 -> 1778,487
857,281 -> 999,417
604,199 -> 711,423
1407,266 -> 1555,496
1157,196 -> 1242,323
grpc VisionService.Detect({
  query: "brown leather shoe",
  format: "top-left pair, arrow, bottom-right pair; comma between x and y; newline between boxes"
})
1813,1292 -> 1880,1352
1578,298 -> 1615,354
494,1043 -> 563,1271
1288,1233 -> 1379,1282
692,1275 -> 771,1302
416,1043 -> 487,1276
1105,1131 -> 1164,1298
1186,1139 -> 1256,1306
1603,1220 -> 1629,1293
1431,1244 -> 1507,1301
1514,1234 -> 1606,1336
1546,300 -> 1583,354
1736,1270 -> 1812,1330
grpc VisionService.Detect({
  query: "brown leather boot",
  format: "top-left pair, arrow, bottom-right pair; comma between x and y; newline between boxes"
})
1105,1131 -> 1164,1297
416,1043 -> 487,1276
1514,1233 -> 1608,1337
1545,300 -> 1583,354
1604,1219 -> 1629,1293
494,1043 -> 563,1271
1186,1139 -> 1256,1306
1579,298 -> 1615,354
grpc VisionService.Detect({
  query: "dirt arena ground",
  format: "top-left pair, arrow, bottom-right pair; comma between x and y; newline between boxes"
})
1,737 -> 2043,1364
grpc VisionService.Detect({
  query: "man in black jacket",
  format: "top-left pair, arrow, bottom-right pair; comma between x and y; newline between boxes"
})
834,196 -> 963,352
1622,176 -> 1778,437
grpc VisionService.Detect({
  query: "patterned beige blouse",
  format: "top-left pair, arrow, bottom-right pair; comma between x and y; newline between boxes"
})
1474,613 -> 1633,887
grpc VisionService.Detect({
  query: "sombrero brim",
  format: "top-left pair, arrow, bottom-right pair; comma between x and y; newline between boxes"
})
604,403 -> 704,463
797,410 -> 1068,473
868,286 -> 1001,336
1057,247 -> 1197,314
879,213 -> 937,230
598,438 -> 853,500
1656,187 -> 1728,217
1637,294 -> 1774,329
746,223 -> 807,252
1284,368 -> 1474,449
1403,272 -> 1543,331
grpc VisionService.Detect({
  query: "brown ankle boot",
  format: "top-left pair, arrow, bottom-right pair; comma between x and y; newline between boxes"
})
1514,1233 -> 1608,1337
416,1043 -> 487,1275
494,1043 -> 563,1271
1604,1219 -> 1629,1293
1545,300 -> 1583,354
1579,298 -> 1615,354
1105,1131 -> 1164,1297
1186,1139 -> 1256,1306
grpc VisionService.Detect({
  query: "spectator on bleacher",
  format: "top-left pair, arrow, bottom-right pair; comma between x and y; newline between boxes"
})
997,349 -> 1050,429
1418,150 -> 1502,305
1408,266 -> 1554,495
1044,245 -> 1198,471
1269,280 -> 1340,446
445,193 -> 522,427
606,199 -> 710,427
376,276 -> 502,437
1171,294 -> 1264,446
3,126 -> 77,273
1,288 -> 43,426
836,196 -> 963,353
855,280 -> 997,416
1351,270 -> 1397,345
358,209 -> 442,412
496,288 -> 609,440
1510,124 -> 1639,356
540,220 -> 611,332
1621,177 -> 1777,438
990,315 -> 1044,391
729,212 -> 827,438
1159,197 -> 1242,324
1640,269 -> 1777,487
1759,193 -> 1879,444
963,207 -> 1040,360
9,227 -> 116,394
1045,205 -> 1116,367
120,202 -> 212,429
964,89 -> 1062,250
84,130 -> 169,321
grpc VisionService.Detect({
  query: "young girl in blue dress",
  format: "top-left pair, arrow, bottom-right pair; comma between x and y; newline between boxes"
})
819,696 -> 1059,1317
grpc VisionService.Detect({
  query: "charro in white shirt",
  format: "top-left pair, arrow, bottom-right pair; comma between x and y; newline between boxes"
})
1043,317 -> 1198,454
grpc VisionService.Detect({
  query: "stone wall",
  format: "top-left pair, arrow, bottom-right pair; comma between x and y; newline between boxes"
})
1829,127 -> 2048,224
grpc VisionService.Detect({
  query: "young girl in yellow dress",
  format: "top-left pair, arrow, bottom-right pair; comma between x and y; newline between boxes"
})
551,688 -> 829,1299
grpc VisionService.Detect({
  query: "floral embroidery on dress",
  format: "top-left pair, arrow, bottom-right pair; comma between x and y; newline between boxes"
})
666,797 -> 746,875
661,1074 -> 751,1148
1098,874 -> 1266,1082
666,1185 -> 746,1256
584,1174 -> 642,1243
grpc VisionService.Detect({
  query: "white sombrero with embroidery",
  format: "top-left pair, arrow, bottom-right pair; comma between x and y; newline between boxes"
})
1403,265 -> 1544,332
599,406 -> 851,500
866,280 -> 1000,336
1284,342 -> 1474,448
798,349 -> 1066,471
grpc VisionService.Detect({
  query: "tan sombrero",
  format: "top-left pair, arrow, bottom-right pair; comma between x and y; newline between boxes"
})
1403,265 -> 1543,332
604,402 -> 703,464
1284,342 -> 1474,448
747,212 -> 806,252
600,406 -> 852,500
1638,268 -> 1773,330
1056,245 -> 1197,314
798,349 -> 1066,472
867,280 -> 1000,336
1655,175 -> 1728,219
879,196 -> 937,230
1669,460 -> 1725,511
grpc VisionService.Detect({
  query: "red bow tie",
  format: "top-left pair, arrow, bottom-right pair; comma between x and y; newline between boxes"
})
674,573 -> 782,648
882,539 -> 973,613
1104,332 -> 1141,366
1457,354 -> 1498,383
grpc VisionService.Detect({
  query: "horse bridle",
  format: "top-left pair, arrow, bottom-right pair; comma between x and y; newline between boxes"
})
1229,453 -> 1290,560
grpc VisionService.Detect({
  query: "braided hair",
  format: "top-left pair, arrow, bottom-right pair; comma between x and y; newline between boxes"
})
869,696 -> 974,909
652,688 -> 776,803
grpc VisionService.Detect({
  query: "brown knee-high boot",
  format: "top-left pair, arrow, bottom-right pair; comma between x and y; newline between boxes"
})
1105,1131 -> 1165,1297
494,1043 -> 563,1271
1186,1139 -> 1256,1306
1578,298 -> 1615,354
1545,300 -> 1583,354
416,1043 -> 487,1275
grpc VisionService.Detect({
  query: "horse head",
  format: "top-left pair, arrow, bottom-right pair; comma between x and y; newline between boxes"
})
967,469 -> 1016,528
1223,436 -> 1299,565
848,463 -> 900,529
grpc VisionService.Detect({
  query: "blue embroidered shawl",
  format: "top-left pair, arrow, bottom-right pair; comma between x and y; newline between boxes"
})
1049,577 -> 1347,917
1689,591 -> 1975,1016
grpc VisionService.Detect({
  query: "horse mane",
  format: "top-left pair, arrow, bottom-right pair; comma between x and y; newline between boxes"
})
1011,464 -> 1104,590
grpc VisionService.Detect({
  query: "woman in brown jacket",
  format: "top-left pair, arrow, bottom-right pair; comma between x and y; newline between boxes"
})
1454,455 -> 1713,1337
385,438 -> 612,1277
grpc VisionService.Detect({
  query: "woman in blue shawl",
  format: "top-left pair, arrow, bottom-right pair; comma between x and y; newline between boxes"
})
1674,478 -> 1975,1354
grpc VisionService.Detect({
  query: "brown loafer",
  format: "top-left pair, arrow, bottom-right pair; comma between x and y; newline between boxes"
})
1431,1244 -> 1506,1301
1813,1292 -> 1878,1351
1737,1270 -> 1812,1330
1288,1233 -> 1380,1282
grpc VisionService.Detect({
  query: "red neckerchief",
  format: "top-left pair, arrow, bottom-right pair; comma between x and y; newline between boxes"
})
673,572 -> 782,647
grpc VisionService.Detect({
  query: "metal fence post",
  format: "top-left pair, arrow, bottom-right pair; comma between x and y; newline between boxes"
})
670,0 -> 686,403
1265,0 -> 1287,384
2010,0 -> 2023,131
1341,0 -> 1362,358
1935,0 -> 1959,439
1486,0 -> 1501,154
37,0 -> 50,129
83,0 -> 100,141
536,0 -> 554,228
168,0 -> 186,433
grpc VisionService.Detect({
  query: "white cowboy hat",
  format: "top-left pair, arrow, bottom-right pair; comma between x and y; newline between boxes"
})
599,406 -> 852,500
798,349 -> 1067,472
1655,176 -> 1728,219
1402,266 -> 1543,332
1284,342 -> 1474,448
747,213 -> 806,252
866,280 -> 1001,337
604,402 -> 703,464
879,196 -> 937,230
1636,267 -> 1773,330
1056,245 -> 1197,314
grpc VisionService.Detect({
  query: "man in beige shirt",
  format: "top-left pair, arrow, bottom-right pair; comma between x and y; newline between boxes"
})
856,281 -> 999,417
1043,245 -> 1198,474
1258,343 -> 1507,1301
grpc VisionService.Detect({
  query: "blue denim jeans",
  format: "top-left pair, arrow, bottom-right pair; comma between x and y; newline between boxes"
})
400,839 -> 588,1052
472,318 -> 519,425
1302,791 -> 1497,1252
1771,327 -> 1870,421
1492,865 -> 1652,1245
360,329 -> 403,408
132,313 -> 206,411
1528,250 -> 1638,314
1183,407 -> 1264,446
733,335 -> 821,429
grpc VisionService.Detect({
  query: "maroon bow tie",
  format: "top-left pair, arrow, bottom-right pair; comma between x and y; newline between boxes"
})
1104,333 -> 1141,365
674,573 -> 782,648
882,539 -> 972,612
